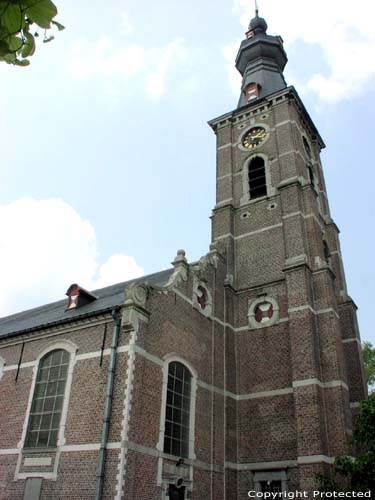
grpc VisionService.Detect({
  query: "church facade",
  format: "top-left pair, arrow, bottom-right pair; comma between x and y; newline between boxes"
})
0,11 -> 367,500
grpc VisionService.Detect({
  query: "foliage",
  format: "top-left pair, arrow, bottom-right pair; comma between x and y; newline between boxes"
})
316,393 -> 375,492
362,341 -> 375,388
0,0 -> 64,66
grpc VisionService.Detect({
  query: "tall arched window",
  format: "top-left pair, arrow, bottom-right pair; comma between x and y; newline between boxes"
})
248,156 -> 267,199
25,349 -> 69,448
163,361 -> 192,458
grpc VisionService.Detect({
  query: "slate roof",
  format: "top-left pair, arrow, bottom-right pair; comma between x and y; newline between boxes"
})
0,269 -> 173,340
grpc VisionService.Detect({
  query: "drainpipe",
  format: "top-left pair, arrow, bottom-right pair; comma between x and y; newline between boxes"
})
95,306 -> 121,500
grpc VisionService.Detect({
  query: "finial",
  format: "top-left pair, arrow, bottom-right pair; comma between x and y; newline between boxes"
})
255,0 -> 259,16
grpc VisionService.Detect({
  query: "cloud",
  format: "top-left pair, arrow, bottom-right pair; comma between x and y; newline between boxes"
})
0,198 -> 144,317
66,36 -> 187,101
121,12 -> 135,36
230,0 -> 375,103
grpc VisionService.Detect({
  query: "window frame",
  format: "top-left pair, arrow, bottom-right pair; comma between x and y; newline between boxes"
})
157,356 -> 197,461
24,349 -> 70,449
241,153 -> 274,205
20,340 -> 77,452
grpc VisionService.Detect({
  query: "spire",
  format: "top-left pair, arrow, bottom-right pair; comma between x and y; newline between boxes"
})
247,2 -> 268,36
235,8 -> 287,107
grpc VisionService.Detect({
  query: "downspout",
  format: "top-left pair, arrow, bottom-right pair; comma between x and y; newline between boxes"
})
95,306 -> 122,500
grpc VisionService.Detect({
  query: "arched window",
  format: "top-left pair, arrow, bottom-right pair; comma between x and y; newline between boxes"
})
248,156 -> 267,199
163,361 -> 192,458
25,349 -> 69,448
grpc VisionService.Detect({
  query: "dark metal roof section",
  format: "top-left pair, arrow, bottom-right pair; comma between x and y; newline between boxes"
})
0,269 -> 173,340
236,8 -> 288,107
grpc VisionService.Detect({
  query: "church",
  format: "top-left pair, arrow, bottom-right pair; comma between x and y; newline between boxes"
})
0,9 -> 368,500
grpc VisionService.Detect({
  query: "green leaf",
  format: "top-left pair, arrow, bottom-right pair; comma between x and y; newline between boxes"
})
25,0 -> 57,29
7,34 -> 22,51
43,34 -> 54,43
2,3 -> 22,33
4,52 -> 16,63
14,57 -> 30,66
0,39 -> 9,56
21,30 -> 34,57
51,20 -> 64,31
0,26 -> 10,41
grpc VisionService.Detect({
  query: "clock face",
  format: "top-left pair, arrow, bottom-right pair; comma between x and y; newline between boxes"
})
242,127 -> 266,149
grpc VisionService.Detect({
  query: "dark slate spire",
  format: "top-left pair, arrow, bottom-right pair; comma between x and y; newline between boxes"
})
235,7 -> 287,107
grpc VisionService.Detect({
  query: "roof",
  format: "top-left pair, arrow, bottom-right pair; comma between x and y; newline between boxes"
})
0,269 -> 174,341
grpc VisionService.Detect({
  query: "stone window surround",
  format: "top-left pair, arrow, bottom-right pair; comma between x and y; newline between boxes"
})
157,355 -> 198,498
248,295 -> 280,330
157,354 -> 198,461
192,280 -> 213,318
15,339 -> 77,480
240,152 -> 276,206
253,470 -> 288,493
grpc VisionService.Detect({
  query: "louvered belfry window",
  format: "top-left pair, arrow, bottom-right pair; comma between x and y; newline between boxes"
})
249,156 -> 267,199
163,361 -> 192,458
25,349 -> 69,448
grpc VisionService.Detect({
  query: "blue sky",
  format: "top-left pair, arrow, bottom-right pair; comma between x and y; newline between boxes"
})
0,0 -> 374,346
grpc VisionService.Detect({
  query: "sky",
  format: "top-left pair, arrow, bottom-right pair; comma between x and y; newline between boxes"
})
0,0 -> 374,346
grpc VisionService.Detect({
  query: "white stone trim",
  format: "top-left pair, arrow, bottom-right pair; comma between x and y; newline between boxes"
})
236,387 -> 293,400
217,142 -> 232,151
61,442 -> 121,452
217,173 -> 232,181
342,338 -> 361,345
215,198 -> 233,208
0,448 -> 19,455
225,460 -> 296,471
350,402 -> 361,409
24,457 -> 52,466
213,233 -> 234,241
14,340 -> 78,481
135,346 -> 163,367
288,305 -> 339,319
115,327 -> 137,500
293,378 -> 348,391
282,210 -> 324,231
75,349 -> 111,361
17,472 -> 56,479
236,223 -> 283,241
297,455 -> 335,465
3,361 -> 37,371
214,223 -> 283,243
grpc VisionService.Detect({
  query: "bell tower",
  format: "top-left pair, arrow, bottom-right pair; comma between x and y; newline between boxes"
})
209,9 -> 367,494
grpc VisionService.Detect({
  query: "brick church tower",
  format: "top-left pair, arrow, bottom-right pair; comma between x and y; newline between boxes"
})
0,8 -> 368,500
208,8 -> 368,495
